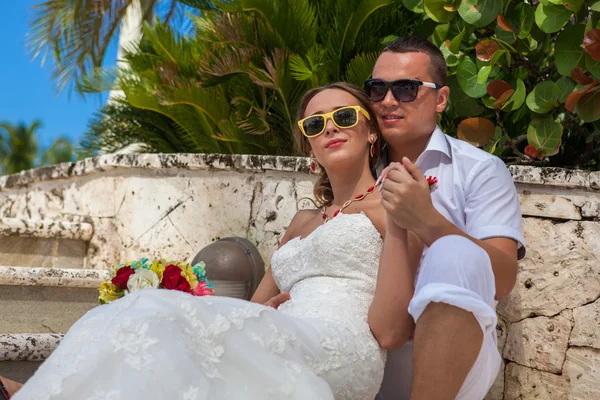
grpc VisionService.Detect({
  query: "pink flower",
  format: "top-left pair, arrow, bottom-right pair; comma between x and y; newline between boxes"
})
192,280 -> 215,296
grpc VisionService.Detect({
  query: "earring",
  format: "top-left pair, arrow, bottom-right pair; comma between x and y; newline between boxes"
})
310,153 -> 318,173
369,137 -> 377,158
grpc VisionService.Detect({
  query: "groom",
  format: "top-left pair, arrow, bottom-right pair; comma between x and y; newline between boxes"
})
371,37 -> 525,399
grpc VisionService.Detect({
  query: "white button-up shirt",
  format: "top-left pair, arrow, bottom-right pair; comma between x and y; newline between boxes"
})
412,125 -> 526,258
376,126 -> 526,400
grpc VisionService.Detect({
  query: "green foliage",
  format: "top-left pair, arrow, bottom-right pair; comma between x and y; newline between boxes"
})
0,121 -> 40,174
27,0 -> 196,93
40,137 -> 77,165
70,0 -> 599,168
419,0 -> 600,168
0,121 -> 77,175
81,0 -> 418,155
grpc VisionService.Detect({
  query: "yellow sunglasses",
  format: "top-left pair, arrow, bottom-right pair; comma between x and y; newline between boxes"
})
297,105 -> 371,138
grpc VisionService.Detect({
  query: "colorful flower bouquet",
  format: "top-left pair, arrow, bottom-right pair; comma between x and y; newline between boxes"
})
98,258 -> 215,304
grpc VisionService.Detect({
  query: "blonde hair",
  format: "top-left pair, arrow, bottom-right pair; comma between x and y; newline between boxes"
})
294,82 -> 382,208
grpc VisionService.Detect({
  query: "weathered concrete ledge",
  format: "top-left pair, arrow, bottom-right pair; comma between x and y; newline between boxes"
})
0,153 -> 598,191
0,266 -> 107,288
0,334 -> 63,361
0,218 -> 93,241
0,154 -> 312,190
509,165 -> 600,190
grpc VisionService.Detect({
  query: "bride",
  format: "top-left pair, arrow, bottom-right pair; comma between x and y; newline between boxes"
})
6,82 -> 422,400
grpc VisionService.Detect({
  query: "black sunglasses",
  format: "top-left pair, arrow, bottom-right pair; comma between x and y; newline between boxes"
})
364,79 -> 442,102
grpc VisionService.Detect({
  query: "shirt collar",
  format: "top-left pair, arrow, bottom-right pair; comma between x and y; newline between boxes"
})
417,125 -> 451,163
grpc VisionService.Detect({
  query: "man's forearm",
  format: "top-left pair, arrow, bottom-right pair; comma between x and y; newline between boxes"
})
414,211 -> 518,300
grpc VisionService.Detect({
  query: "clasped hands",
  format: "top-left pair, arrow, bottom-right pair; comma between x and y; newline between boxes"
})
264,157 -> 437,309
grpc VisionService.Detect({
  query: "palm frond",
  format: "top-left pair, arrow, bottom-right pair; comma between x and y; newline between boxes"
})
27,0 -> 137,93
77,66 -> 121,94
233,0 -> 317,54
344,52 -> 379,85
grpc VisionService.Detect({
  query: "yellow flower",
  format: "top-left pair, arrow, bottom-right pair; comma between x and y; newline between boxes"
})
180,262 -> 199,290
150,260 -> 166,282
98,282 -> 124,304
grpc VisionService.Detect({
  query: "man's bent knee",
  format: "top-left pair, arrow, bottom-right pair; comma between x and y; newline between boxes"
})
418,235 -> 494,295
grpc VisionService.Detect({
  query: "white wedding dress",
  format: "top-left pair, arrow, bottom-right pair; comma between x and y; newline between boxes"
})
14,213 -> 386,400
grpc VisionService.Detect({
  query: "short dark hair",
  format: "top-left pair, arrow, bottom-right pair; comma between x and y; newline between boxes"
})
383,36 -> 447,86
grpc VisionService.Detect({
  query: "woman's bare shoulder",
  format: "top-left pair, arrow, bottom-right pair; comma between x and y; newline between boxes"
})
355,200 -> 385,238
279,209 -> 321,247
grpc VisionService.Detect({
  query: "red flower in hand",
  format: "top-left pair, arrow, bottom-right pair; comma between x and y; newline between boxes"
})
112,266 -> 135,290
426,176 -> 438,188
161,265 -> 191,293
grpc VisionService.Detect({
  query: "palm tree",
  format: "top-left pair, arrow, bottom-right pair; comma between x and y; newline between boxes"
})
41,137 -> 77,165
80,0 -> 422,155
0,121 -> 41,174
27,0 -> 204,93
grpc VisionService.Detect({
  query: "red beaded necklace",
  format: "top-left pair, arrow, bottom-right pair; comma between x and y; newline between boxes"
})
321,185 -> 376,223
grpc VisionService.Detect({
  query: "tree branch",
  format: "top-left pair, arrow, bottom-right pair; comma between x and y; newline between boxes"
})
495,107 -> 528,160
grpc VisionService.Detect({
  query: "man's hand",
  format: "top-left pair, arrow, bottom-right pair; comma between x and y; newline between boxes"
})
379,157 -> 438,232
264,292 -> 291,309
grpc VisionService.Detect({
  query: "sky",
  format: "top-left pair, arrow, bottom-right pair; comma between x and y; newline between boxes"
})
0,1 -> 117,151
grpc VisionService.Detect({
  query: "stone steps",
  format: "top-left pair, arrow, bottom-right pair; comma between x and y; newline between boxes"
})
0,218 -> 93,269
0,264 -> 247,382
0,265 -> 103,382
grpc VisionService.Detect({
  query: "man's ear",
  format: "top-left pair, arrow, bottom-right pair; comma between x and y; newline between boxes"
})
435,86 -> 450,113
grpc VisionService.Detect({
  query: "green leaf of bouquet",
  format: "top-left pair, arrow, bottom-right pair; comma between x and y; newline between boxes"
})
592,1 -> 600,12
457,56 -> 488,98
556,76 -> 577,103
526,81 -> 561,113
535,2 -> 572,33
403,0 -> 424,13
527,116 -> 563,156
503,79 -> 526,111
575,87 -> 600,122
447,75 -> 484,117
457,0 -> 502,27
555,24 -> 586,76
424,0 -> 456,23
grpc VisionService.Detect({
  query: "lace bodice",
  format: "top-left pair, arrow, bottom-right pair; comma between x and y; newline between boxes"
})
272,212 -> 383,324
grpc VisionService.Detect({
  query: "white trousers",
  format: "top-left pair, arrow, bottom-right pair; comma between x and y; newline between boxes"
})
377,235 -> 502,400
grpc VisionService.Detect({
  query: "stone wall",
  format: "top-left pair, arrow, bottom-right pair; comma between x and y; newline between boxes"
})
0,154 -> 598,399
0,154 -> 317,270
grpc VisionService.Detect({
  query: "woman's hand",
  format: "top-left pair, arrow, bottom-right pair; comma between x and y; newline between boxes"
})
379,157 -> 438,233
264,292 -> 291,309
1,375 -> 23,396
